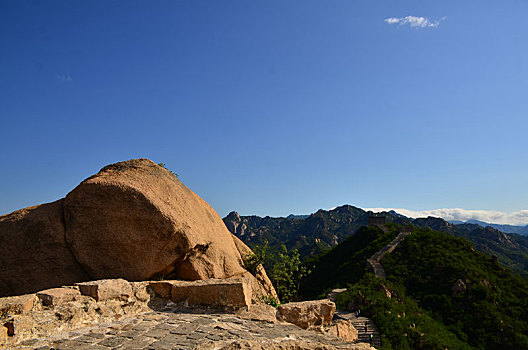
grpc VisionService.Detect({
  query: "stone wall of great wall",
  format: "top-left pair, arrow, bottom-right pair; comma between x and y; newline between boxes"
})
1,277 -> 376,350
366,228 -> 412,279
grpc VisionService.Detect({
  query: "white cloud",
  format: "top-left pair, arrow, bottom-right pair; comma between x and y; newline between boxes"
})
57,75 -> 72,82
385,16 -> 446,28
363,207 -> 528,226
385,18 -> 401,25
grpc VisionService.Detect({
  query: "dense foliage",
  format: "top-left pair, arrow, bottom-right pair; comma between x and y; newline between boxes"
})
335,274 -> 472,350
300,224 -> 399,299
382,228 -> 528,349
414,217 -> 528,276
317,226 -> 528,349
245,242 -> 310,303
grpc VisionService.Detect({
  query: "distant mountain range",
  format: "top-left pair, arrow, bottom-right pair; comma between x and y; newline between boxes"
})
448,219 -> 528,235
286,212 -> 528,236
223,205 -> 528,275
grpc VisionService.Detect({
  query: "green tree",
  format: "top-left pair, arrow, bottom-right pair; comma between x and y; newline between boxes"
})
242,241 -> 269,275
271,245 -> 310,303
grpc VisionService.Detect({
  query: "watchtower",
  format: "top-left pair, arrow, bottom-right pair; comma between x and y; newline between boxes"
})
368,216 -> 387,231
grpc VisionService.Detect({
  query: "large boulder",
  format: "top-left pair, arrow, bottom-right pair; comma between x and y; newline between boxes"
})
277,300 -> 336,329
64,159 -> 249,282
0,159 -> 277,300
0,200 -> 90,297
326,319 -> 359,342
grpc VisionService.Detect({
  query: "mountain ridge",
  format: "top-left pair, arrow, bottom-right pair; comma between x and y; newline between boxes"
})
448,219 -> 528,235
223,205 -> 528,275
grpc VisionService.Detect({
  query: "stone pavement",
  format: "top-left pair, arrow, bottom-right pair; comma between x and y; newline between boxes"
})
8,308 -> 372,350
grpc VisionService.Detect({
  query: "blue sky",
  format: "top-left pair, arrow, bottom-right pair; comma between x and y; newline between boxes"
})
1,0 -> 527,224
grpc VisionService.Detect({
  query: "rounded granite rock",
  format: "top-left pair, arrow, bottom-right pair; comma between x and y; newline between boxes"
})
64,159 -> 248,282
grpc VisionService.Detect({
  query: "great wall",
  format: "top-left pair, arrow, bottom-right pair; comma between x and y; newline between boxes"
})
0,277 -> 376,349
366,227 -> 413,280
328,218 -> 414,348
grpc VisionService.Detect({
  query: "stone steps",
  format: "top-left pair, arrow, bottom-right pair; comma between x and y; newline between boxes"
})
334,313 -> 381,347
328,228 -> 414,348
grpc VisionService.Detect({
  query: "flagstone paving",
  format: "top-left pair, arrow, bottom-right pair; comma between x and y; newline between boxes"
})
9,309 -> 364,350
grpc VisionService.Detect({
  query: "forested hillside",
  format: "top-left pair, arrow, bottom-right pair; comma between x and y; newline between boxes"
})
301,225 -> 528,349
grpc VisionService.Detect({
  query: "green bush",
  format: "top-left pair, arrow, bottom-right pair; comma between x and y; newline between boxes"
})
259,295 -> 280,308
157,162 -> 179,178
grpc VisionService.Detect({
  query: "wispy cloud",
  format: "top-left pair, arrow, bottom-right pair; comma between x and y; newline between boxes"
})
385,16 -> 446,28
364,208 -> 528,226
57,75 -> 73,82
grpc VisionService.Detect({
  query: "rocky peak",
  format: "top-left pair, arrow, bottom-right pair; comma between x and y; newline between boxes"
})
414,216 -> 453,231
225,211 -> 241,222
477,226 -> 520,249
333,205 -> 362,215
223,211 -> 248,236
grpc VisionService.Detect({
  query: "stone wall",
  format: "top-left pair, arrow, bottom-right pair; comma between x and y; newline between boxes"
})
0,277 -> 252,347
1,278 -> 369,349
